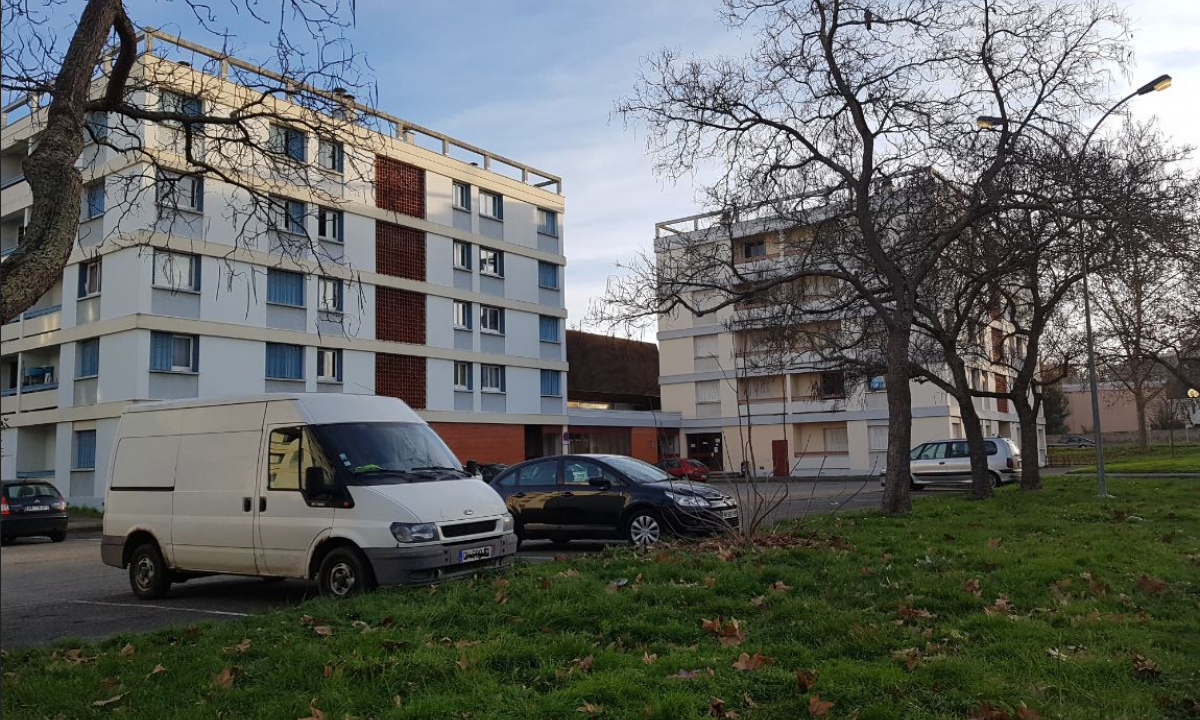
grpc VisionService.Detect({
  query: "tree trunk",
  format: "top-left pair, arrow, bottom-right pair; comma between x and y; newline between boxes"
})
955,387 -> 994,500
1133,383 -> 1149,451
0,0 -> 125,324
880,323 -> 913,515
1012,397 -> 1042,490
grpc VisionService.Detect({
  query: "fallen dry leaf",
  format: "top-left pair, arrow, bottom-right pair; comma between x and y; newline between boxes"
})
769,581 -> 791,591
494,591 -> 509,604
576,701 -> 603,715
987,537 -> 1003,548
708,696 -> 738,718
560,568 -> 581,578
1047,647 -> 1068,662
494,578 -> 510,589
962,579 -> 982,597
669,668 -> 712,680
704,576 -> 717,588
313,626 -> 333,637
92,693 -> 127,708
539,578 -> 553,589
145,664 -> 166,680
1136,574 -> 1168,595
351,620 -> 373,633
1131,653 -> 1161,677
808,693 -> 833,717
299,614 -> 315,626
212,667 -> 240,689
61,649 -> 97,664
119,644 -> 135,657
1016,702 -> 1042,720
896,604 -> 934,623
224,638 -> 252,654
456,651 -> 469,671
701,617 -> 746,646
393,694 -> 403,708
732,651 -> 773,671
299,698 -> 326,720
575,654 -> 595,673
967,701 -> 1012,720
750,595 -> 767,608
717,546 -> 736,562
893,647 -> 922,671
795,668 -> 818,691
642,651 -> 658,665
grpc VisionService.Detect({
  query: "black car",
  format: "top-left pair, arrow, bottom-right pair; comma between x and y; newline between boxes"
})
1,480 -> 69,543
489,454 -> 738,546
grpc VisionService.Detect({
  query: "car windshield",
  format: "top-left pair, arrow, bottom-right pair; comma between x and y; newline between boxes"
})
311,422 -> 466,484
4,483 -> 59,500
603,456 -> 674,484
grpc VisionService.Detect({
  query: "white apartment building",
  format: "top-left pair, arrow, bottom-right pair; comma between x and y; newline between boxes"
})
653,210 -> 1047,477
0,31 -> 568,506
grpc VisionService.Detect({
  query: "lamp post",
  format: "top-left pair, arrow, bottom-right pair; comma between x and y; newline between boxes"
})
975,74 -> 1172,497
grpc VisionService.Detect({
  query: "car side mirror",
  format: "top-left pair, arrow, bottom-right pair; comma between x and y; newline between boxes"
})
587,477 -> 611,489
465,460 -> 480,476
304,466 -> 335,497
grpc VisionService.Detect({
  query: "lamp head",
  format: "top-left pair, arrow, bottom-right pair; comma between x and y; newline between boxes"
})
1136,74 -> 1172,95
976,115 -> 1005,129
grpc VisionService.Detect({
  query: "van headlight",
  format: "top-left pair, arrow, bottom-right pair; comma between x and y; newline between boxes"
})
501,513 -> 514,532
664,491 -> 710,508
390,522 -> 438,543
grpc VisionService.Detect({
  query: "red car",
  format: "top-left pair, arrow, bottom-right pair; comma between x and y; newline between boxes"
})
657,457 -> 711,482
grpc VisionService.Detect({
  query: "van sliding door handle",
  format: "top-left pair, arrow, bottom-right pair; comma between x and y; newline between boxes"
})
259,496 -> 267,513
242,497 -> 251,513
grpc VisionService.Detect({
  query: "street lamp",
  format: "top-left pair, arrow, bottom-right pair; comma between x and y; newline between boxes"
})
975,74 -> 1172,498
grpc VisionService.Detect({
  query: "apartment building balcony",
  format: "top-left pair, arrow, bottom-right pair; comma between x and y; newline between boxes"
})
12,423 -> 57,481
0,346 -> 61,413
2,282 -> 63,339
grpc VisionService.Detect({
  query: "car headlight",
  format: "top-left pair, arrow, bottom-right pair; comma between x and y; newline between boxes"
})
501,513 -> 514,532
390,522 -> 438,543
664,491 -> 710,508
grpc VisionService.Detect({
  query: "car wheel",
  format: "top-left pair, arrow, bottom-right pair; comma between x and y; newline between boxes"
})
989,472 -> 1001,489
625,509 -> 663,547
128,542 -> 172,600
910,476 -> 924,491
49,529 -> 67,543
261,576 -> 286,584
317,547 -> 376,599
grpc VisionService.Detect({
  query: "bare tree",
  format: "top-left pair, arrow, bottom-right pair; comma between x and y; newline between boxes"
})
606,0 -> 1132,514
1,0 -> 379,324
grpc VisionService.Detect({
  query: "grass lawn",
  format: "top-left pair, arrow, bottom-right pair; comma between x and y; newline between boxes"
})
3,477 -> 1198,720
1062,444 -> 1200,474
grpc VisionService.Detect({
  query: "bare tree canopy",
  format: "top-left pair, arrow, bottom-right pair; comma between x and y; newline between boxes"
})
0,0 -> 375,324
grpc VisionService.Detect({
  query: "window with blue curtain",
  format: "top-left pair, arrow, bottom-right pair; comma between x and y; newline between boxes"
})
539,315 -> 559,343
74,430 -> 97,470
270,124 -> 307,161
286,200 -> 306,233
85,183 -> 105,218
266,343 -> 305,379
538,261 -> 558,289
76,339 -> 99,378
540,370 -> 561,397
267,269 -> 305,306
150,332 -> 198,372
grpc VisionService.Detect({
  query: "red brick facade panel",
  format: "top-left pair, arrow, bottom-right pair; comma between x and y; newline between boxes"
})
429,422 -> 526,465
375,353 -> 426,409
375,156 -> 426,219
376,221 -> 426,280
376,287 -> 426,345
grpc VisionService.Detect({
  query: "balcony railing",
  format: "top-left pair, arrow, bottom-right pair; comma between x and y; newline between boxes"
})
16,470 -> 55,479
0,174 -> 25,189
22,304 -> 61,319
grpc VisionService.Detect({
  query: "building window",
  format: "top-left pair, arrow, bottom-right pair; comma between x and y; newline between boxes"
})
453,300 -> 472,329
452,241 -> 472,270
269,124 -> 307,161
694,334 -> 719,358
824,427 -> 850,453
452,181 -> 471,211
819,371 -> 846,398
696,380 -> 720,404
78,259 -> 102,298
160,90 -> 202,116
265,343 -> 305,380
152,250 -> 201,291
479,247 -> 503,277
740,238 -> 767,260
480,305 -> 504,334
317,277 -> 343,313
538,261 -> 559,289
85,182 -> 105,219
317,207 -> 343,242
479,190 -> 503,220
537,208 -> 558,236
76,339 -> 99,378
540,370 -> 561,397
267,269 -> 306,307
150,332 -> 198,373
84,111 -> 108,141
539,315 -> 559,343
316,348 -> 342,382
453,361 -> 472,390
868,375 -> 886,392
316,139 -> 344,172
156,171 -> 204,212
74,430 -> 97,470
868,426 -> 889,451
270,196 -> 306,234
480,364 -> 505,393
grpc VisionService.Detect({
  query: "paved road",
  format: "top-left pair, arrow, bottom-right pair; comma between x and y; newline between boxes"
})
1,478 -> 886,648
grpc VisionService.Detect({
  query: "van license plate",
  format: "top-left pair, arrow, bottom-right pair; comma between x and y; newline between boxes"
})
459,546 -> 493,563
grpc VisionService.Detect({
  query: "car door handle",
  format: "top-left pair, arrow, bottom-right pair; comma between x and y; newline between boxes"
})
242,497 -> 252,513
512,492 -> 526,498
259,496 -> 267,513
561,492 -> 574,497
937,461 -> 946,465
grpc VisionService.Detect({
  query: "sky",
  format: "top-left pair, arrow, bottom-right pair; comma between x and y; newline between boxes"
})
131,0 -> 1200,339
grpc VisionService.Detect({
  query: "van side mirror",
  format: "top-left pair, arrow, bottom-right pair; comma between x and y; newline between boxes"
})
304,466 -> 335,497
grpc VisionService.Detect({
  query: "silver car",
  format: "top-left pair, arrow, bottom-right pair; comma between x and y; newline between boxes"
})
906,437 -> 1021,489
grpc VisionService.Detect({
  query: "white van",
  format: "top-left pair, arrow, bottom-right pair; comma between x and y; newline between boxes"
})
101,394 -> 517,599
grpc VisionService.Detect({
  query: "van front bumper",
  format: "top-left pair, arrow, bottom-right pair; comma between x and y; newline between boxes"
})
365,532 -> 518,585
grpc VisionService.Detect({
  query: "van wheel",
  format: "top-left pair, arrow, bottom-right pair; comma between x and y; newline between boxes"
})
129,542 -> 171,600
318,547 -> 376,599
625,510 -> 663,547
989,472 -> 1001,489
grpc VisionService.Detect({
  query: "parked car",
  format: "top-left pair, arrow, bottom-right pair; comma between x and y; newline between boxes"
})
490,454 -> 738,547
101,394 -> 516,600
901,437 -> 1021,489
1049,435 -> 1095,447
466,461 -> 510,483
1,480 -> 68,544
657,457 -> 711,482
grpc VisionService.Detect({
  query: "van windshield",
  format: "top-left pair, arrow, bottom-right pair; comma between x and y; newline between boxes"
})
311,422 -> 467,484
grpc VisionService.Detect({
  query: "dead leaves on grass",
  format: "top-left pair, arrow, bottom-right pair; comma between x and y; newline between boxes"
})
1131,653 -> 1161,678
808,694 -> 833,716
223,638 -> 252,654
299,698 -> 326,720
962,578 -> 982,597
701,617 -> 745,646
1136,573 -> 1168,595
212,666 -> 240,689
708,696 -> 738,718
92,692 -> 128,708
731,651 -> 772,671
795,668 -> 818,691
576,701 -> 604,715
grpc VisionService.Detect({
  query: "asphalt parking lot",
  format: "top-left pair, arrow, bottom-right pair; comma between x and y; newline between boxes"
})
1,478 -> 886,648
